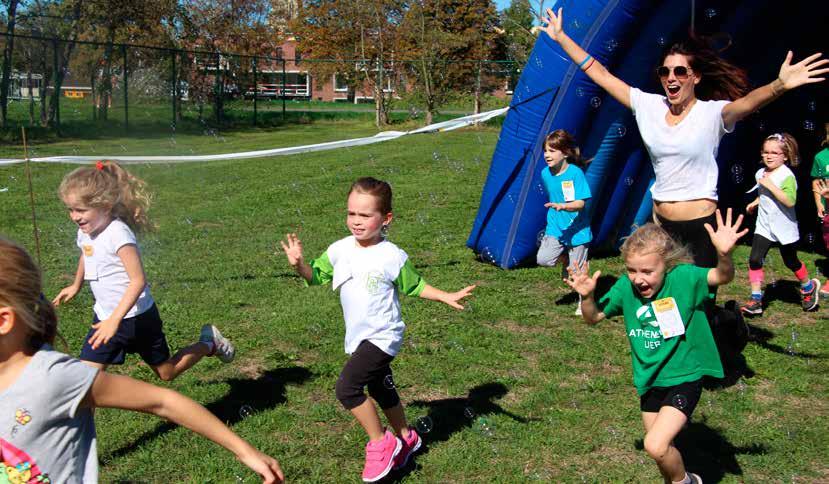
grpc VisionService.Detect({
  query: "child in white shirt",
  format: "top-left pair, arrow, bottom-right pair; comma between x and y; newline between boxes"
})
281,177 -> 475,482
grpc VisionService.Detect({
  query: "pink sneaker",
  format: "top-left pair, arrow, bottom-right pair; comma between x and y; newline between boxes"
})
393,429 -> 422,469
362,430 -> 401,482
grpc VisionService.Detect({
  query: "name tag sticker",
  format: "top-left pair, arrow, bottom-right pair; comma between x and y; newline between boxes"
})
561,180 -> 576,202
652,297 -> 685,339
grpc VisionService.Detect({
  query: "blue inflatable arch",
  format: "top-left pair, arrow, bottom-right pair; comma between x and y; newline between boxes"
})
467,0 -> 828,268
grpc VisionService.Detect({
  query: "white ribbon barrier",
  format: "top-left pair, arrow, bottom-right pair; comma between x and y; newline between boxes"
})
0,107 -> 508,166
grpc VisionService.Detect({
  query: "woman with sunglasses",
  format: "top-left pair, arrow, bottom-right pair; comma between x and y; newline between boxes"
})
541,7 -> 827,270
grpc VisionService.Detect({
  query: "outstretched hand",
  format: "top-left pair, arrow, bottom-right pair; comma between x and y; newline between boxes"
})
703,208 -> 749,256
564,263 -> 600,297
778,51 -> 828,91
540,7 -> 565,42
442,285 -> 476,310
280,233 -> 304,267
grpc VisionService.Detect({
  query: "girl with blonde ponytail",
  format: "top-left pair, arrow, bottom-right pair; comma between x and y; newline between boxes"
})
53,161 -> 235,382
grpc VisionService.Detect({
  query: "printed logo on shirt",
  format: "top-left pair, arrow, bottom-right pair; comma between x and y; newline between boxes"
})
82,244 -> 94,257
14,409 -> 30,426
363,271 -> 385,295
0,439 -> 50,483
629,304 -> 662,350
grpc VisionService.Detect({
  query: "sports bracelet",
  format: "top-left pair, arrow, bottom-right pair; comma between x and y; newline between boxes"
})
578,54 -> 593,69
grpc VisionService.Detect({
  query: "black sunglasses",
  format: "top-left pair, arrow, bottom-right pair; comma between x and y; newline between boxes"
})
656,65 -> 691,79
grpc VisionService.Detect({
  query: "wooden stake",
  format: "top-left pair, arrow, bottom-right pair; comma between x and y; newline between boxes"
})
22,127 -> 42,264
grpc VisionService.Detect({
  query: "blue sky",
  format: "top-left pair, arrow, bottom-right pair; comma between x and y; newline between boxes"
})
495,0 -> 512,10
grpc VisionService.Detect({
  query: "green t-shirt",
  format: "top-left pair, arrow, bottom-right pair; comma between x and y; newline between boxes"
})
811,147 -> 829,206
598,264 -> 724,395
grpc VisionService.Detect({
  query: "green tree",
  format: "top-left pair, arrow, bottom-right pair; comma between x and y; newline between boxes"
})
292,0 -> 406,127
501,0 -> 535,91
397,0 -> 502,123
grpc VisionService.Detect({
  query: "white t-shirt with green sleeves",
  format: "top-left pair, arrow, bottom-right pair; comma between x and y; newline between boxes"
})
755,165 -> 799,244
308,236 -> 426,356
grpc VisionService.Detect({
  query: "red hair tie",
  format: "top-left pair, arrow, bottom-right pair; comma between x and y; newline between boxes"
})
95,161 -> 105,171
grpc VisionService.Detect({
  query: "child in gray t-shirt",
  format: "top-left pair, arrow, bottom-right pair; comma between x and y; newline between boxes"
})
0,237 -> 285,483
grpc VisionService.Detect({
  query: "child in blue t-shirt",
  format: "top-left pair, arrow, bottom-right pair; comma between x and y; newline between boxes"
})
536,129 -> 593,315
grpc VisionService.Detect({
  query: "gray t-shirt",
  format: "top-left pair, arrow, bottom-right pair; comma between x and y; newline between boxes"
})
0,347 -> 99,483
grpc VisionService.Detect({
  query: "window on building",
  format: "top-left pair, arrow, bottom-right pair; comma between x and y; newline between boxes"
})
276,48 -> 283,60
334,74 -> 348,92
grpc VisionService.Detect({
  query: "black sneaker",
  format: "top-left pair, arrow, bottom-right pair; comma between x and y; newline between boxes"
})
740,299 -> 763,315
801,278 -> 820,312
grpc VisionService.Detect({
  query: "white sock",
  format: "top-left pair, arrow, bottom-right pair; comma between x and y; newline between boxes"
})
203,340 -> 215,355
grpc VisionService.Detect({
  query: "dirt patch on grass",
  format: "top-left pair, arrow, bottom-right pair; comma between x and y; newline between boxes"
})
490,319 -> 547,336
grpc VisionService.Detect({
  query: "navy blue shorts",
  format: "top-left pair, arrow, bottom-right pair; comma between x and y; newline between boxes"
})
79,304 -> 171,366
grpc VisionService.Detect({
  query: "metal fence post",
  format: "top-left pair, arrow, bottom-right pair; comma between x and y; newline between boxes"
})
52,38 -> 60,132
281,58 -> 286,120
252,56 -> 258,127
171,49 -> 177,128
214,52 -> 221,125
122,43 -> 128,129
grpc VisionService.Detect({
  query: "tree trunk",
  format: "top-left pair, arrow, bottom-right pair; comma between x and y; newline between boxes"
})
99,34 -> 115,121
47,0 -> 83,127
0,0 -> 20,128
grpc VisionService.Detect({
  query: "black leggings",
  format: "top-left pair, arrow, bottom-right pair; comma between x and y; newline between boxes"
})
655,212 -> 718,268
748,234 -> 802,271
335,340 -> 401,410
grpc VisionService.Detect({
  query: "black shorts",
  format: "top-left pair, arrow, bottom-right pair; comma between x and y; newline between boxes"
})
79,304 -> 171,366
335,340 -> 400,410
639,379 -> 703,418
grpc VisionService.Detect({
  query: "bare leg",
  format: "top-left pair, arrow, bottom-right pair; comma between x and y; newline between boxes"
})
642,407 -> 688,483
382,403 -> 411,439
350,398 -> 385,442
151,342 -> 211,382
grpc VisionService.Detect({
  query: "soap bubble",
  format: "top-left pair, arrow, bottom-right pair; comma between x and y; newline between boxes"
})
464,407 -> 476,419
803,120 -> 815,131
705,8 -> 717,18
616,125 -> 627,137
239,405 -> 254,419
671,394 -> 688,410
383,374 -> 395,389
657,36 -> 667,47
590,96 -> 602,109
575,86 -> 586,97
730,164 -> 744,184
807,100 -> 817,112
624,176 -> 634,186
537,230 -> 545,247
604,39 -> 619,52
415,416 -> 433,434
432,151 -> 440,160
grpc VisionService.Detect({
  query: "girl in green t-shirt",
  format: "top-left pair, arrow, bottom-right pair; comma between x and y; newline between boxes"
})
565,209 -> 747,484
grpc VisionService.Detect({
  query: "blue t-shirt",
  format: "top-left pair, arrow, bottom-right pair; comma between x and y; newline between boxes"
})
540,163 -> 593,246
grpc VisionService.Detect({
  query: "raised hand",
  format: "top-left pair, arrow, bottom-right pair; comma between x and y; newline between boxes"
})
778,51 -> 828,91
564,263 -> 600,297
540,7 -> 565,43
815,178 -> 829,197
704,208 -> 749,256
280,233 -> 304,267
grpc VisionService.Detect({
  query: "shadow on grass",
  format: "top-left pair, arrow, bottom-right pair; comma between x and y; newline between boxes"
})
745,322 -> 824,359
635,417 -> 768,482
387,383 -> 531,481
102,365 -> 313,460
759,279 -> 803,306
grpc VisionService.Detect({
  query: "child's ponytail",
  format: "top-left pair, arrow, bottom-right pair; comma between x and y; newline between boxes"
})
0,238 -> 61,350
59,161 -> 154,233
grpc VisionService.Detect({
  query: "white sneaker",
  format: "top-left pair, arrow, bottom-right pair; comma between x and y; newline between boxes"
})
200,325 -> 235,363
575,305 -> 583,316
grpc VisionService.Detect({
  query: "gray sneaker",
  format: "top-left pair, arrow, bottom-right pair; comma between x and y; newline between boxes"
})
688,472 -> 703,484
200,325 -> 235,363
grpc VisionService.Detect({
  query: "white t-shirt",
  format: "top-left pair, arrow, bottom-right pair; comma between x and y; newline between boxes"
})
630,87 -> 733,202
76,219 -> 154,320
0,347 -> 99,483
311,237 -> 425,356
755,165 -> 799,244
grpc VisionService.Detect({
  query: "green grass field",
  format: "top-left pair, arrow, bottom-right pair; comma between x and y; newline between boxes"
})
0,118 -> 826,483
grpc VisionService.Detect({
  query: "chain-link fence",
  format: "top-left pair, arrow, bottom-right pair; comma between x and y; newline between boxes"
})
0,32 -> 516,138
